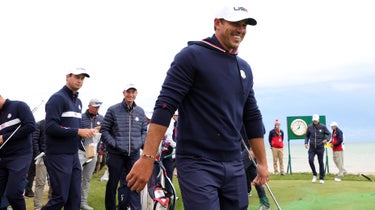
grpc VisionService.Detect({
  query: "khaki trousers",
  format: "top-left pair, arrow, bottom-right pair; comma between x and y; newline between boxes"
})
333,151 -> 347,177
271,147 -> 284,174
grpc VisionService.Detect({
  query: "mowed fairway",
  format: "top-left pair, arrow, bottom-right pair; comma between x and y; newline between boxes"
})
25,170 -> 375,210
257,177 -> 375,210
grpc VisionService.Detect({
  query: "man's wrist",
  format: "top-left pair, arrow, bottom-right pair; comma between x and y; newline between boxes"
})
140,153 -> 155,159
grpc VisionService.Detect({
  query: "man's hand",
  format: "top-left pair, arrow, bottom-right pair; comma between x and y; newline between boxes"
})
126,123 -> 168,192
78,128 -> 97,139
248,138 -> 270,186
252,163 -> 269,186
126,157 -> 154,192
305,144 -> 309,149
0,135 -> 3,144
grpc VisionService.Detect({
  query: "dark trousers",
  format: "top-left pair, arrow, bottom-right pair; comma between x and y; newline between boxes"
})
25,159 -> 36,194
42,153 -> 82,210
0,154 -> 31,210
308,146 -> 325,179
176,155 -> 248,210
105,152 -> 141,210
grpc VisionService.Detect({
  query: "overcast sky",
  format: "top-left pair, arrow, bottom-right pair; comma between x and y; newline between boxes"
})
1,0 -> 374,141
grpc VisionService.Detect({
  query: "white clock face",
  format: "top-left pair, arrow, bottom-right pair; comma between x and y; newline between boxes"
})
290,119 -> 308,136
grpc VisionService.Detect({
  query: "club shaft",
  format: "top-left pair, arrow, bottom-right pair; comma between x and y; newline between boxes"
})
241,138 -> 282,210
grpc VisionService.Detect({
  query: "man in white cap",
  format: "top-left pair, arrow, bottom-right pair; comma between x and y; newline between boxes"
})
328,121 -> 347,181
305,114 -> 331,184
126,3 -> 269,209
43,68 -> 97,210
79,98 -> 104,210
101,84 -> 147,210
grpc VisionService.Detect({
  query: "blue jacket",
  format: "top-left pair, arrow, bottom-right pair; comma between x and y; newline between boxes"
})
151,35 -> 264,162
305,123 -> 331,148
101,101 -> 147,156
0,99 -> 36,157
45,86 -> 83,154
79,109 -> 104,150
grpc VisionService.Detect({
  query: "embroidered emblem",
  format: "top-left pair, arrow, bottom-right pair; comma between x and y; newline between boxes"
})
240,70 -> 246,79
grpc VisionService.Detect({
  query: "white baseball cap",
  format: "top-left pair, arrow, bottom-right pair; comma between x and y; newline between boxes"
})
215,5 -> 257,25
312,114 -> 320,121
89,98 -> 103,107
330,121 -> 338,127
67,67 -> 90,78
124,83 -> 137,91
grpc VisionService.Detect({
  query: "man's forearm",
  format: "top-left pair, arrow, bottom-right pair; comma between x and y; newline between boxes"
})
142,123 -> 168,156
249,138 -> 267,165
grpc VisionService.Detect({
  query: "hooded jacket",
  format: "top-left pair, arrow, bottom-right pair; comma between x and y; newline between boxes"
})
151,35 -> 264,162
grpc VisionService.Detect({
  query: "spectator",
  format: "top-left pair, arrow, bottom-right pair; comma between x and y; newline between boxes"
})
268,119 -> 285,175
101,84 -> 147,210
329,121 -> 347,181
79,98 -> 104,210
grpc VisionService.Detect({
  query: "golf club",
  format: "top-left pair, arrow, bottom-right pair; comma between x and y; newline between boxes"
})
241,138 -> 282,210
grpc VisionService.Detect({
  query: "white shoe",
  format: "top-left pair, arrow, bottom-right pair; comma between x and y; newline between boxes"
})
334,177 -> 342,182
81,204 -> 94,210
100,177 -> 108,182
312,176 -> 317,182
319,180 -> 324,184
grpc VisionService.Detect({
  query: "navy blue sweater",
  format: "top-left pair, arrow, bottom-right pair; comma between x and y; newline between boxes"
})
151,35 -> 264,161
45,86 -> 83,154
0,99 -> 36,157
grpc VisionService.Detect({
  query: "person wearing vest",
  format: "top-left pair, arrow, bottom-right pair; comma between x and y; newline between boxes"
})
79,98 -> 104,210
329,121 -> 347,182
268,119 -> 285,175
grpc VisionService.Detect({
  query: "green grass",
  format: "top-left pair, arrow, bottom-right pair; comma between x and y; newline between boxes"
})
25,170 -> 375,210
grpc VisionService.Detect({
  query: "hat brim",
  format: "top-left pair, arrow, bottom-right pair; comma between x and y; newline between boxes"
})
246,18 -> 257,26
70,73 -> 90,78
223,17 -> 257,26
80,73 -> 90,78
